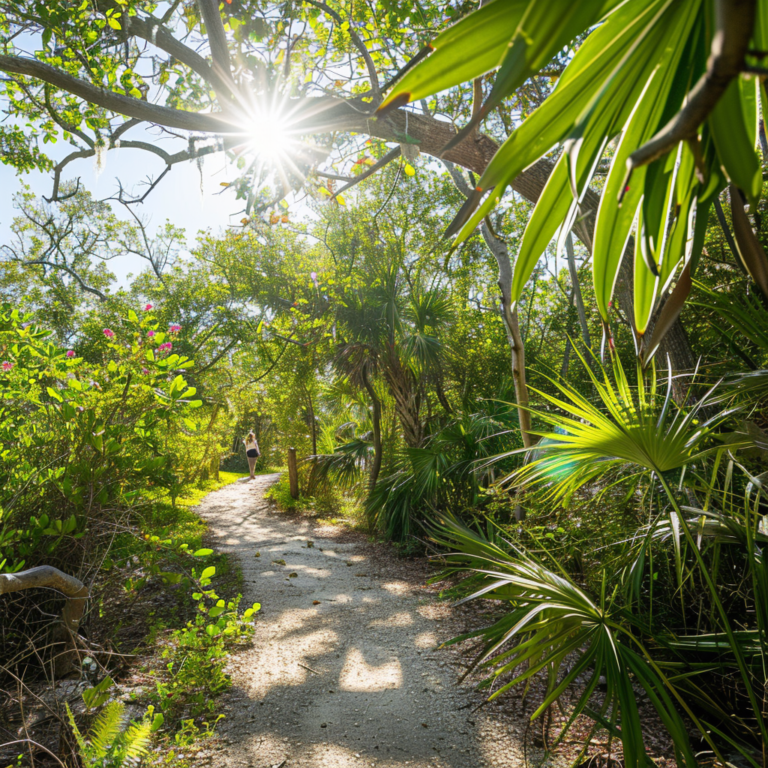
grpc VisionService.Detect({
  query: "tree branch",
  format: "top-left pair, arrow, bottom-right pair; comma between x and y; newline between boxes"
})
331,146 -> 401,198
303,0 -> 381,100
0,55 -> 234,133
195,0 -> 234,90
124,14 -> 232,101
22,259 -> 108,300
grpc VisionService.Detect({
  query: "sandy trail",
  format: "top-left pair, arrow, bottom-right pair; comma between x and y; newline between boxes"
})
197,475 -> 525,768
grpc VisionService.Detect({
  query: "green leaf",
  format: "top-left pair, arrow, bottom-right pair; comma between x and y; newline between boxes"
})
193,548 -> 213,557
592,0 -> 699,321
378,0 -> 530,110
453,0 -> 674,245
200,565 -> 216,580
83,676 -> 114,710
709,76 -> 762,207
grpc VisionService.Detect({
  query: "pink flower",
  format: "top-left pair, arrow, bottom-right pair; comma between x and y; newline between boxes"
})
147,330 -> 155,338
103,328 -> 115,339
169,324 -> 181,333
144,304 -> 153,311
66,350 -> 75,358
2,361 -> 13,372
142,367 -> 150,375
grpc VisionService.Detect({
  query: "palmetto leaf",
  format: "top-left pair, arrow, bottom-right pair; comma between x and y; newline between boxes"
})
378,0 -> 618,119
505,350 -> 731,503
693,279 -> 768,360
377,0 -> 531,111
428,514 -> 699,768
309,437 -> 371,490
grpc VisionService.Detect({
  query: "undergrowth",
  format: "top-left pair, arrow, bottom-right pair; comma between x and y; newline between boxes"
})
73,472 -> 260,768
265,473 -> 365,529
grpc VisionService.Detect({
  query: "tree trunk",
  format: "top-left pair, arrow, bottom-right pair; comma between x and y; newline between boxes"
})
442,161 -> 534,449
481,222 -> 533,449
565,233 -> 592,352
362,371 -> 383,492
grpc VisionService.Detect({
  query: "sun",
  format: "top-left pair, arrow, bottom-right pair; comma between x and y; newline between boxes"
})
248,115 -> 292,159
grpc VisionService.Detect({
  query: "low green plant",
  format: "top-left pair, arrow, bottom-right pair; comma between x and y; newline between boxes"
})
432,352 -> 768,767
367,381 -> 523,541
265,474 -> 307,512
149,563 -> 260,721
66,700 -> 162,768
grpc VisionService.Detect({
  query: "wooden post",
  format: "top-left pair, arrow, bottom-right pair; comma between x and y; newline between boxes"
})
287,447 -> 299,499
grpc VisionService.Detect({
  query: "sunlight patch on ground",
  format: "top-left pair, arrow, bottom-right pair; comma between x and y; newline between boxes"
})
368,612 -> 413,628
339,648 -> 402,692
414,631 -> 438,649
380,581 -> 411,595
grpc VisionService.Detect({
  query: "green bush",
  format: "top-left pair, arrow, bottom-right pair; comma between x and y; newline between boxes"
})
0,304 -> 204,669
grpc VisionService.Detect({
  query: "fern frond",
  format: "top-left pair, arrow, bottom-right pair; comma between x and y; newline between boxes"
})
89,701 -> 124,759
122,720 -> 152,763
65,703 -> 90,759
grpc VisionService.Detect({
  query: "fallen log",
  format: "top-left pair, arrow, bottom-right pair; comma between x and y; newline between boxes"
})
0,566 -> 89,677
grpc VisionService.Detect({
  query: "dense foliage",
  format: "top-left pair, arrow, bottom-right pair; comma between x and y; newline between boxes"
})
3,0 -> 768,766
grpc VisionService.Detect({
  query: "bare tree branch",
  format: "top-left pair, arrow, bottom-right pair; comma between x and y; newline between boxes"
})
303,0 -> 381,100
331,146 -> 401,198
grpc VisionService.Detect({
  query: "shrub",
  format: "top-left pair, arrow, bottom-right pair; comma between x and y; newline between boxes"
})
0,304 -> 203,671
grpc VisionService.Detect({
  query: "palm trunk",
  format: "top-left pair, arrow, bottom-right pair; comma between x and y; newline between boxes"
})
383,347 -> 423,447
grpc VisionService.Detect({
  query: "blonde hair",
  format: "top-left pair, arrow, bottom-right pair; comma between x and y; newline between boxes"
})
247,432 -> 256,441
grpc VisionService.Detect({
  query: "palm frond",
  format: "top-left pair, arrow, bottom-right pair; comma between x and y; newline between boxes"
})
428,514 -> 700,768
505,351 -> 740,502
308,437 -> 371,491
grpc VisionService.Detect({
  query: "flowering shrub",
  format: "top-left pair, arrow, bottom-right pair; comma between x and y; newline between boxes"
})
0,304 -> 202,575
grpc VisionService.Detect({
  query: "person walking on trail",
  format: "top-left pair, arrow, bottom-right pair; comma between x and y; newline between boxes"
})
243,432 -> 260,480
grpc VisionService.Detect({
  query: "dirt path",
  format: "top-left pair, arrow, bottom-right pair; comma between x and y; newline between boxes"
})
197,476 -> 527,768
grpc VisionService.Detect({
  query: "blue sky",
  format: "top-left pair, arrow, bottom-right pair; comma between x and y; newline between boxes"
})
0,135 -> 247,285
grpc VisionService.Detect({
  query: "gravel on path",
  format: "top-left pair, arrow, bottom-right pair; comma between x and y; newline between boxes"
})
196,475 -> 526,768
